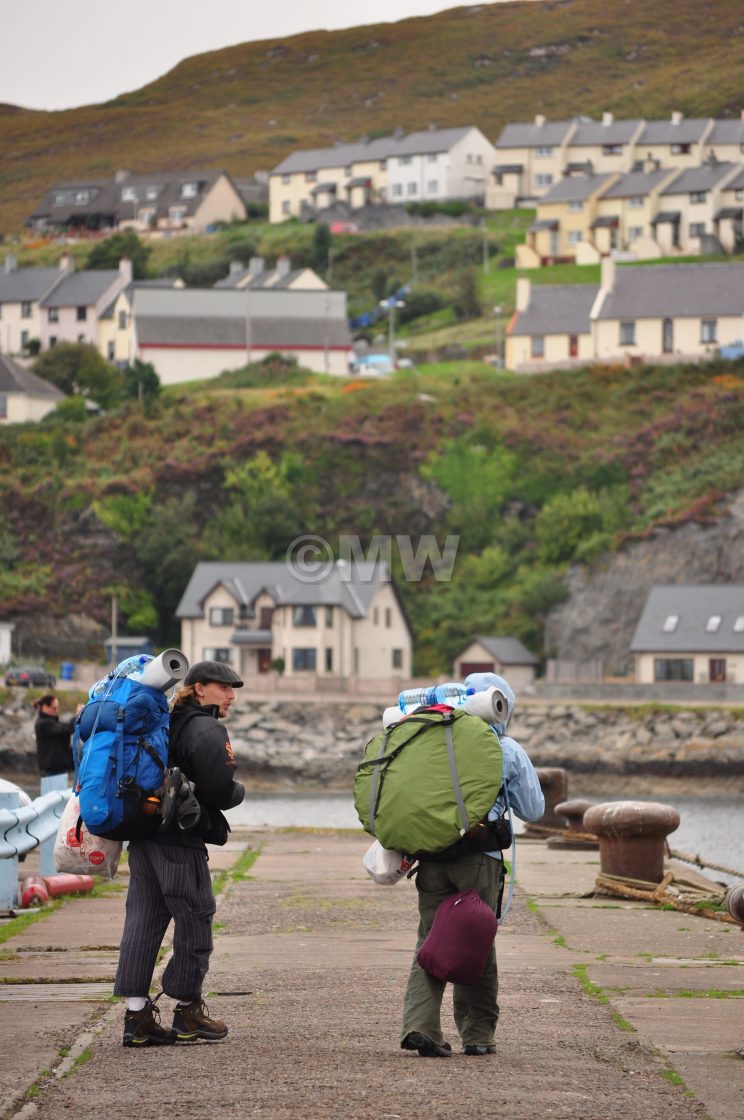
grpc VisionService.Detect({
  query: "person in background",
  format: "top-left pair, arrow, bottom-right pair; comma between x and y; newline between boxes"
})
33,694 -> 77,793
114,660 -> 246,1048
401,672 -> 544,1058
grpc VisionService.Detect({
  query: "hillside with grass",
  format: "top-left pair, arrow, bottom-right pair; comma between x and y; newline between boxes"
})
2,355 -> 744,673
2,0 -> 744,233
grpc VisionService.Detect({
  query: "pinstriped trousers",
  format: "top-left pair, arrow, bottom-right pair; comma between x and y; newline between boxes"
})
113,842 -> 216,1003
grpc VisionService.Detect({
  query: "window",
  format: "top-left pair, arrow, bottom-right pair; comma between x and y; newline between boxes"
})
392,649 -> 403,670
21,330 -> 29,350
49,336 -> 57,348
568,201 -> 582,212
690,222 -> 706,237
427,180 -> 439,193
180,182 -> 198,198
379,160 -> 386,170
345,166 -> 352,176
567,230 -> 582,244
259,606 -> 274,629
76,306 -> 87,322
305,171 -> 317,183
662,614 -> 679,632
324,606 -> 333,627
709,658 -> 726,683
0,395 -> 7,419
531,335 -> 545,359
663,318 -> 674,353
619,321 -> 636,345
77,333 -> 86,343
324,648 -> 333,672
706,615 -> 722,632
21,301 -> 31,318
399,156 -> 412,166
701,318 -> 717,343
118,310 -> 127,329
629,196 -> 644,209
385,608 -> 392,629
670,143 -> 691,155
170,207 -> 186,222
203,648 -> 232,663
54,192 -> 66,206
282,200 -> 291,214
733,616 -> 744,632
535,146 -> 554,156
689,190 -> 706,204
407,182 -> 418,195
48,307 -> 59,323
75,189 -> 90,204
121,186 -> 137,201
292,648 -> 316,671
736,189 -> 744,202
654,658 -> 693,681
629,226 -> 644,240
602,143 -> 623,155
146,186 -> 160,200
427,153 -> 438,163
476,153 -> 483,164
293,605 -> 316,627
107,341 -> 115,360
209,607 -> 234,626
392,183 -> 403,197
535,173 -> 554,187
282,174 -> 291,184
373,607 -> 379,626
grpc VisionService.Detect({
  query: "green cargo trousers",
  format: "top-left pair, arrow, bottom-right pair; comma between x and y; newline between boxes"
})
401,852 -> 503,1049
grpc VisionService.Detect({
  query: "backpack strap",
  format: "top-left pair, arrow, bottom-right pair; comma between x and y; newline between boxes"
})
99,705 -> 126,798
367,729 -> 392,838
443,715 -> 470,836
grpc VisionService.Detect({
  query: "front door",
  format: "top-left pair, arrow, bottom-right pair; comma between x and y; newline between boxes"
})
258,648 -> 272,673
709,658 -> 726,683
662,318 -> 673,353
569,334 -> 578,358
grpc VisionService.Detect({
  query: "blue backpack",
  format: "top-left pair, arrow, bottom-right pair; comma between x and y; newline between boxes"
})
73,671 -> 171,841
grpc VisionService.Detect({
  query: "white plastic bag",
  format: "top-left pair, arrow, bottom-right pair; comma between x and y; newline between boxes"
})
363,839 -> 413,885
53,794 -> 122,879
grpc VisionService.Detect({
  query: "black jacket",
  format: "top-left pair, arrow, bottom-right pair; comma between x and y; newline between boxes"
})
35,711 -> 74,777
147,698 -> 244,849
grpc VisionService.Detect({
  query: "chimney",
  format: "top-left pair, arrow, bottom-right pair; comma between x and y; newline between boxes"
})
602,111 -> 614,127
671,110 -> 683,126
534,113 -> 546,127
516,277 -> 531,313
3,253 -> 17,274
114,169 -> 130,183
248,256 -> 265,276
59,253 -> 75,273
276,255 -> 291,276
118,257 -> 133,284
601,256 -> 616,293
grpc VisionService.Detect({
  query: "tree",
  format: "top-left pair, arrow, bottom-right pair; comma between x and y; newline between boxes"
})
86,231 -> 150,279
312,223 -> 332,274
33,343 -> 125,409
123,360 -> 161,405
452,267 -> 482,321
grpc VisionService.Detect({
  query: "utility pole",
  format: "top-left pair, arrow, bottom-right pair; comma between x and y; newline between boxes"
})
481,219 -> 490,274
379,296 -> 406,368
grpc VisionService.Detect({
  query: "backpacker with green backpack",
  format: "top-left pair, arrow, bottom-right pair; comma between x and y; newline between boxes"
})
353,707 -> 510,859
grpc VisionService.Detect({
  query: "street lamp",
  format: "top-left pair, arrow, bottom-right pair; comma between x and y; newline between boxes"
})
493,305 -> 504,368
379,296 -> 405,368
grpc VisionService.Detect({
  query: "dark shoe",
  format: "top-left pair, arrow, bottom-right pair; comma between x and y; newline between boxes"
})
123,997 -> 173,1048
171,997 -> 228,1042
401,1031 -> 452,1057
463,1043 -> 496,1056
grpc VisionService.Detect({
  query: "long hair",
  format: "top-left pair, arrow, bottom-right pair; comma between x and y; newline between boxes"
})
33,694 -> 56,712
170,683 -> 198,711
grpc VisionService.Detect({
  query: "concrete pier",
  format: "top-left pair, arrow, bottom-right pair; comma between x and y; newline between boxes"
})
0,830 -> 742,1119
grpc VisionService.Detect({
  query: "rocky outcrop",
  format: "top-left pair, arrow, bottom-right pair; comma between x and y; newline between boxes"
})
3,694 -> 743,790
544,487 -> 744,676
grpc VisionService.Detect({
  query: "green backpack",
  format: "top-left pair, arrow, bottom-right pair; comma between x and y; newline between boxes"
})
353,708 -> 504,857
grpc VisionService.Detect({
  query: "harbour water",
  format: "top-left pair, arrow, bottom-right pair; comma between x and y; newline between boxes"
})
227,790 -> 744,884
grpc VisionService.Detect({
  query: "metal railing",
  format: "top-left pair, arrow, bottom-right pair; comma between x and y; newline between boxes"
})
0,787 -> 71,911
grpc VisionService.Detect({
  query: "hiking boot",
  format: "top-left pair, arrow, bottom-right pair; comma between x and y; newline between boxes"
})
401,1031 -> 452,1057
463,1043 -> 496,1056
122,998 -> 173,1048
171,997 -> 228,1042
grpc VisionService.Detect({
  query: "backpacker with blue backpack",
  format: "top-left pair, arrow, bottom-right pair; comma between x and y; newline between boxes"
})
73,651 -> 188,842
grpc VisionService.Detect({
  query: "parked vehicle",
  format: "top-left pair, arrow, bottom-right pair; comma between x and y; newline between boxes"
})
719,340 -> 744,360
4,665 -> 56,688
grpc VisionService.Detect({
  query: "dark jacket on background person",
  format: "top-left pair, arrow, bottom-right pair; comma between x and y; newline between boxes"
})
144,697 -> 244,849
34,710 -> 74,776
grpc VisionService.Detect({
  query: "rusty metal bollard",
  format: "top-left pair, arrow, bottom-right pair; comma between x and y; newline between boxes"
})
555,799 -> 595,834
726,885 -> 744,929
534,767 -> 568,830
583,801 -> 680,883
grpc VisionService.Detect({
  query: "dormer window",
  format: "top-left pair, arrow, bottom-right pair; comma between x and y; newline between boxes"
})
293,606 -> 316,627
706,615 -> 721,632
662,614 -> 678,632
209,607 -> 234,626
734,616 -> 744,632
180,182 -> 198,198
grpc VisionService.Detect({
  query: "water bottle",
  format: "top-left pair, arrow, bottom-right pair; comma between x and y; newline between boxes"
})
397,686 -> 438,714
433,682 -> 471,707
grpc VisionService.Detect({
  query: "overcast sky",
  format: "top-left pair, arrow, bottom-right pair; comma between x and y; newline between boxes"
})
0,1 -> 525,112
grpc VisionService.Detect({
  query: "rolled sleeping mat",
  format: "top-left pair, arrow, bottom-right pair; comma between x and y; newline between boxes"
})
139,649 -> 189,691
460,685 -> 509,724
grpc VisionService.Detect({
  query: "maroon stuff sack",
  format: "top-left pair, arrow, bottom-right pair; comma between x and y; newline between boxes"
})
417,888 -> 498,986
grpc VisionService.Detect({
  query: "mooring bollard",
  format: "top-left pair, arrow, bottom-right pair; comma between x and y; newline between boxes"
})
725,885 -> 744,929
583,800 -> 680,883
534,767 -> 568,830
555,799 -> 595,835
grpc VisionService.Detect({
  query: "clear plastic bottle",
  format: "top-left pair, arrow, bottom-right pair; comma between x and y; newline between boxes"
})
433,682 -> 470,707
397,682 -> 471,714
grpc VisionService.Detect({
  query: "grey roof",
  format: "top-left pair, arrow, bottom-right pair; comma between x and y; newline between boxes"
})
539,173 -> 615,203
596,263 -> 744,319
495,120 -> 574,149
707,119 -> 744,145
40,269 -> 121,308
175,561 -> 394,621
510,284 -> 597,337
630,585 -> 744,653
136,314 -> 351,348
638,118 -> 711,145
600,167 -> 672,199
650,210 -> 681,224
661,162 -> 739,195
0,266 -> 65,303
0,355 -> 64,398
467,635 -> 539,666
493,163 -> 524,174
270,126 -> 479,175
570,119 -> 642,146
724,167 -> 744,191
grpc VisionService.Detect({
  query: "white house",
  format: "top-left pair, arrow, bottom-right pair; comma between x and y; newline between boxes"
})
630,585 -> 744,685
0,255 -> 67,356
0,355 -> 64,423
176,560 -> 413,684
452,635 -> 539,692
